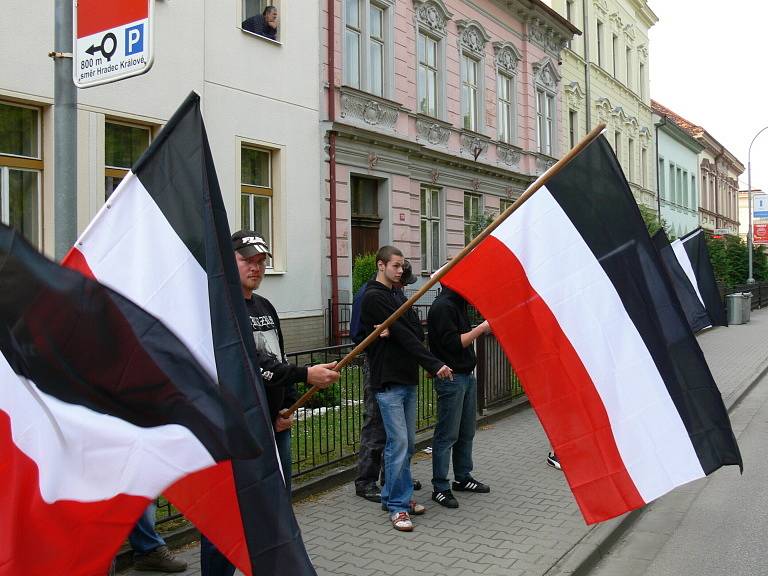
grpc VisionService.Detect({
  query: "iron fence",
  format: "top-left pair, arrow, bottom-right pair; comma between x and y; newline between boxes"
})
720,281 -> 768,310
326,287 -> 441,345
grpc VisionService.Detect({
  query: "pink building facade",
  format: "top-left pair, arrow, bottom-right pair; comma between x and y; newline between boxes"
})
322,0 -> 578,306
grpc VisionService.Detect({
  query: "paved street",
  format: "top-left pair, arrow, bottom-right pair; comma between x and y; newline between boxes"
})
121,309 -> 768,576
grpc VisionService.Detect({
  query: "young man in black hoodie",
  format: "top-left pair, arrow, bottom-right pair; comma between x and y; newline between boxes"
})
427,286 -> 491,508
200,230 -> 339,576
361,246 -> 452,531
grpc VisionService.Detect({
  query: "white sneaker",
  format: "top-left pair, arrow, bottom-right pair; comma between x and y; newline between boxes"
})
391,511 -> 413,531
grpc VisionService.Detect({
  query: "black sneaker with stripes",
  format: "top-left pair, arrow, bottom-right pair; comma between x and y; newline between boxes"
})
432,489 -> 459,508
452,477 -> 490,493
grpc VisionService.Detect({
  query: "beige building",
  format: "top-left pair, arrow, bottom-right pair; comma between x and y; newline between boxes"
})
543,0 -> 658,207
0,0 -> 325,350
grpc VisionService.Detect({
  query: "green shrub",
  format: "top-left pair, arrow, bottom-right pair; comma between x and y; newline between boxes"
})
295,381 -> 341,410
352,253 -> 377,294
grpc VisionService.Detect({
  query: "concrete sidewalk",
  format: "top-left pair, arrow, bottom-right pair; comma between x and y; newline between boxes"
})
121,310 -> 768,576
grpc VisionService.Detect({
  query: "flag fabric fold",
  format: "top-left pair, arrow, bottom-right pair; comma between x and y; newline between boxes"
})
442,135 -> 741,524
677,227 -> 727,327
0,225 -> 261,576
63,92 -> 315,575
651,229 -> 712,333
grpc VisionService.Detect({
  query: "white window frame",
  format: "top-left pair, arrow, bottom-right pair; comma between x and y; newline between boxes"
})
497,72 -> 515,143
596,20 -> 604,68
461,53 -> 480,131
0,101 -> 43,248
533,59 -> 559,157
414,0 -> 451,120
343,0 -> 394,97
417,30 -> 441,117
463,192 -> 482,245
239,141 -> 283,271
568,109 -> 578,149
104,119 -> 152,200
493,42 -> 520,145
240,0 -> 282,44
420,185 -> 442,274
627,137 -> 634,181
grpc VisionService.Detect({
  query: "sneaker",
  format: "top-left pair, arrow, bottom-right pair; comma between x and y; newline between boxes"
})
391,511 -> 413,532
133,545 -> 187,573
546,451 -> 562,471
452,477 -> 490,493
355,484 -> 382,503
381,501 -> 426,515
432,489 -> 459,508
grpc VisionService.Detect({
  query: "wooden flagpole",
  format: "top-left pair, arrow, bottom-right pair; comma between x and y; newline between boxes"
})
284,123 -> 607,416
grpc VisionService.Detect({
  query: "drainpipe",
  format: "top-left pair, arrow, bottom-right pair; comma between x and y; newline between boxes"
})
582,0 -> 592,128
654,114 -> 666,225
327,0 -> 340,344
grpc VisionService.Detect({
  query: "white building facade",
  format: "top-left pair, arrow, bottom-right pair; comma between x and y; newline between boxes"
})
652,101 -> 703,238
0,0 -> 326,350
543,0 -> 658,207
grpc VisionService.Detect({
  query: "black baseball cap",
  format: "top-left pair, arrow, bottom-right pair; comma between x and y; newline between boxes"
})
232,229 -> 272,258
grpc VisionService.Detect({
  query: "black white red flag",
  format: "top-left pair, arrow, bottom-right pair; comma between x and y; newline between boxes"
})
651,229 -> 712,333
0,225 -> 261,575
677,227 -> 727,327
63,93 -> 315,574
441,135 -> 742,524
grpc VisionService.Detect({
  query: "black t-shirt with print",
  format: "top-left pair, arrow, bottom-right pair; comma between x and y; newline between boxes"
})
245,294 -> 306,421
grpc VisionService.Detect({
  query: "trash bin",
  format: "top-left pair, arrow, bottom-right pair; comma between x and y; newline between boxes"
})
726,292 -> 752,325
742,292 -> 753,323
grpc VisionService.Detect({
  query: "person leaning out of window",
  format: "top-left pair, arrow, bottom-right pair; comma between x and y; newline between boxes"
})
242,5 -> 279,41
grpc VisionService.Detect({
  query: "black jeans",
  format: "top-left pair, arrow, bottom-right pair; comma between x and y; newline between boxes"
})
354,357 -> 386,490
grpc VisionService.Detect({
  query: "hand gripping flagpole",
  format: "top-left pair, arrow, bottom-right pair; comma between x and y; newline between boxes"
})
284,122 -> 607,417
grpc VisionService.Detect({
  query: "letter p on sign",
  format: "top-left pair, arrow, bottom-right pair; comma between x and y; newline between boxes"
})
125,24 -> 144,55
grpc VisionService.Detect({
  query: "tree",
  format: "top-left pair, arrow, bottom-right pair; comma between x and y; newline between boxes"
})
637,204 -> 672,238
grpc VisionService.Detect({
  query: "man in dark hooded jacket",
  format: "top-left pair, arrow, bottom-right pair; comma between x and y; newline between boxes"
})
427,286 -> 491,508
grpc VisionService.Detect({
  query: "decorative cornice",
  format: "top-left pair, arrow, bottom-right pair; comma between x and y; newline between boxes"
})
415,116 -> 451,146
638,126 -> 651,144
339,87 -> 399,131
493,41 -> 522,75
527,17 -> 568,55
496,143 -> 522,169
413,0 -> 452,37
456,19 -> 491,58
533,58 -> 561,90
609,12 -> 624,30
460,131 -> 490,159
637,44 -> 648,61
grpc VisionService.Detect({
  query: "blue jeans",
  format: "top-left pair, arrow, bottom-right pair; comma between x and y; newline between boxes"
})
129,503 -> 165,555
200,430 -> 292,576
431,373 -> 477,492
376,385 -> 416,513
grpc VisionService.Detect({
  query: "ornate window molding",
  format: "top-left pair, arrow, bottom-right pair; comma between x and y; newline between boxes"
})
623,24 -> 636,45
413,0 -> 452,37
415,115 -> 451,146
564,81 -> 585,109
339,86 -> 400,131
456,19 -> 491,59
493,41 -> 522,76
460,132 -> 490,159
593,0 -> 608,17
533,58 -> 561,91
637,43 -> 648,62
496,143 -> 522,170
609,11 -> 624,30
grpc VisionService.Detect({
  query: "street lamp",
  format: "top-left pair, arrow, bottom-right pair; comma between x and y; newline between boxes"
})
747,126 -> 768,283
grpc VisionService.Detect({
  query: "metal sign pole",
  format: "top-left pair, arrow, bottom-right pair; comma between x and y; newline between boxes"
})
54,0 -> 77,260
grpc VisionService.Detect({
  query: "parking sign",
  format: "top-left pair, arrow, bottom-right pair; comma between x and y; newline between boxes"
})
73,0 -> 154,88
